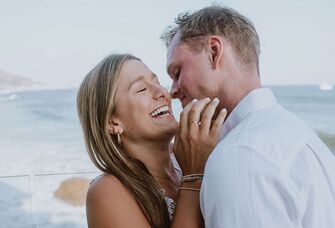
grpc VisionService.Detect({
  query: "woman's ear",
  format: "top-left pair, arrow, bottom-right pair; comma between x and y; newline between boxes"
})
107,117 -> 124,135
207,35 -> 224,69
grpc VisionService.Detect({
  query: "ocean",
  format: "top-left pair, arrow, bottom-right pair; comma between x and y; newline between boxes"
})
0,86 -> 334,227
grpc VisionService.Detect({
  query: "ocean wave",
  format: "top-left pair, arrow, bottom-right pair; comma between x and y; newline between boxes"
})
316,131 -> 335,153
8,93 -> 19,101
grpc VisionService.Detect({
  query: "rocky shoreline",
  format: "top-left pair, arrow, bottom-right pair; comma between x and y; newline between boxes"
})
0,69 -> 43,92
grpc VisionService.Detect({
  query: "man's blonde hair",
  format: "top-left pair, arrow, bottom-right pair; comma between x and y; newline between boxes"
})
161,5 -> 260,74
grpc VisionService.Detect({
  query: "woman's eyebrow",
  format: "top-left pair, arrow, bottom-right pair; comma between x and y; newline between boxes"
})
128,75 -> 145,91
128,73 -> 158,91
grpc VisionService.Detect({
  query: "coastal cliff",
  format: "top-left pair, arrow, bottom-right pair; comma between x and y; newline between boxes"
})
0,70 -> 42,92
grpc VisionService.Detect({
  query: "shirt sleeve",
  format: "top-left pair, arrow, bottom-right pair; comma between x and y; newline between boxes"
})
200,145 -> 305,228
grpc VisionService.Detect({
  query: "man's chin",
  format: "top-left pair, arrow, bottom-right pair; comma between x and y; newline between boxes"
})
181,98 -> 191,108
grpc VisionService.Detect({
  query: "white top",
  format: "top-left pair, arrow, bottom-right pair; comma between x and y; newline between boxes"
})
200,88 -> 335,228
165,152 -> 182,220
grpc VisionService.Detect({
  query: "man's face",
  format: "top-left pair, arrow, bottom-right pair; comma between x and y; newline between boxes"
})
166,33 -> 217,108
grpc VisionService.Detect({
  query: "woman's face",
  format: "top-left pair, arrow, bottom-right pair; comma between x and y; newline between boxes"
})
112,59 -> 178,143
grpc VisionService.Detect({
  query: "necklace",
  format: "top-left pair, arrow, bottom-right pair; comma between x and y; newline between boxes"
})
152,175 -> 166,195
160,187 -> 166,195
153,174 -> 172,180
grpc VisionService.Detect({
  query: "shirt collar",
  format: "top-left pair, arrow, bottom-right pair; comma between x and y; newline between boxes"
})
219,87 -> 277,140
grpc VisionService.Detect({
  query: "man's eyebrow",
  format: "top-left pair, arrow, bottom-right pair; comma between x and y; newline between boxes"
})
151,73 -> 158,80
128,73 -> 158,91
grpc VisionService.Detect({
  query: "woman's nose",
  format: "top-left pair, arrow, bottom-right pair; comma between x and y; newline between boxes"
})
153,84 -> 170,100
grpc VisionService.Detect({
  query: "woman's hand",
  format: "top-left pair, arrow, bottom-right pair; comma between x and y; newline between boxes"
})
173,98 -> 227,175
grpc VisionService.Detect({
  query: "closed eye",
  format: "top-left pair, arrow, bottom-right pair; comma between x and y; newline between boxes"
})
175,69 -> 180,80
137,88 -> 147,93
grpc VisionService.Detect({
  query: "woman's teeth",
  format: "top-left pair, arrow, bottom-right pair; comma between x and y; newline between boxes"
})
150,105 -> 170,117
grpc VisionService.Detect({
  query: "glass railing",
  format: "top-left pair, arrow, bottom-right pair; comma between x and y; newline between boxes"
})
0,172 -> 100,228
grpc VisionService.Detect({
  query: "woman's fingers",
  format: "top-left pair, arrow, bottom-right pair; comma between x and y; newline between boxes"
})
180,98 -> 211,138
188,98 -> 211,124
179,99 -> 197,137
210,108 -> 227,138
199,98 -> 220,135
188,98 -> 211,139
174,97 -> 227,175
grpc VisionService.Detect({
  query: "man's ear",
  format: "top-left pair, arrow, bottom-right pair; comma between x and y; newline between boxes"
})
207,36 -> 223,69
107,116 -> 124,135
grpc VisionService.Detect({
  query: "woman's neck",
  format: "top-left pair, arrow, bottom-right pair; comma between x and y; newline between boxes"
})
124,139 -> 181,200
123,139 -> 175,178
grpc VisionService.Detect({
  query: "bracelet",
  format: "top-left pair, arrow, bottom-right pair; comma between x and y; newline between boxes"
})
181,174 -> 204,183
179,187 -> 200,192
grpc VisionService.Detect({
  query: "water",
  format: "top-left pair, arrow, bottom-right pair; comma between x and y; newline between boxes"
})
0,89 -> 97,228
271,85 -> 335,135
0,86 -> 334,227
0,89 -> 96,176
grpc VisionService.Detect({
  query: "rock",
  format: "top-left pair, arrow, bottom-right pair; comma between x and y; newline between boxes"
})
0,69 -> 43,92
317,131 -> 335,154
54,177 -> 90,206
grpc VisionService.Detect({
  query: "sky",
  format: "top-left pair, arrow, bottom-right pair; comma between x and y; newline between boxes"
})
0,0 -> 334,88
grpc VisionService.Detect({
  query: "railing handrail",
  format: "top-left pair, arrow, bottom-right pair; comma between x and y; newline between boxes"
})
0,171 -> 100,179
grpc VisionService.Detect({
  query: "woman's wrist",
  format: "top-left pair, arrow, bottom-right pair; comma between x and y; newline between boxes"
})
181,174 -> 203,183
180,179 -> 202,189
182,169 -> 204,176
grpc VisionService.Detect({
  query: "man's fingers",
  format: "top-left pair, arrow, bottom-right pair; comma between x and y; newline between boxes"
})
210,108 -> 227,138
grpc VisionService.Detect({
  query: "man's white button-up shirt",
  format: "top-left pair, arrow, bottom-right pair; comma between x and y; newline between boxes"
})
200,88 -> 335,228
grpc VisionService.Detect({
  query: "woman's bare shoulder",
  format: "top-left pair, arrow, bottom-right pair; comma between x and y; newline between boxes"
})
88,174 -> 126,196
86,174 -> 150,228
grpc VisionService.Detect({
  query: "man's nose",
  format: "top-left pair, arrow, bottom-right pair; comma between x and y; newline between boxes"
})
170,81 -> 179,99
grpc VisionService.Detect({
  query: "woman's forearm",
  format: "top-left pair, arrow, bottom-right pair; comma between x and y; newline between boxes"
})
171,181 -> 204,228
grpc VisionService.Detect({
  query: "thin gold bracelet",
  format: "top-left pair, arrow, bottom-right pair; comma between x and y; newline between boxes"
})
182,174 -> 204,178
181,175 -> 203,183
178,187 -> 200,192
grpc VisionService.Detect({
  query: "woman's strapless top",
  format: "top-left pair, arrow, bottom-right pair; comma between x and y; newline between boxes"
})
164,152 -> 182,220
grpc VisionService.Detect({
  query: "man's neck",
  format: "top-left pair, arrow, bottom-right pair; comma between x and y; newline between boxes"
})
218,69 -> 261,117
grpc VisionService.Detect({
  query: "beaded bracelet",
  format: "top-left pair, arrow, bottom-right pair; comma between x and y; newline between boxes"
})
179,187 -> 200,192
181,174 -> 204,183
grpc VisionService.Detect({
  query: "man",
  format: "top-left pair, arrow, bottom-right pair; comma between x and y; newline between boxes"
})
161,5 -> 335,228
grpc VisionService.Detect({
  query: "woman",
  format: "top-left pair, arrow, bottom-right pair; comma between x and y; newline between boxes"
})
77,54 -> 226,227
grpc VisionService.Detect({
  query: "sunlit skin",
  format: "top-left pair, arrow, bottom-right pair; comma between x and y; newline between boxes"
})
86,58 -> 227,228
166,32 -> 261,116
166,34 -> 219,108
108,59 -> 180,199
112,59 -> 178,142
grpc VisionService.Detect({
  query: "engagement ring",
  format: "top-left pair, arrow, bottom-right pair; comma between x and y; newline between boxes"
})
189,120 -> 201,125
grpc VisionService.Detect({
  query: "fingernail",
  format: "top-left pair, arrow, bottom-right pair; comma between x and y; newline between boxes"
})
192,99 -> 198,103
205,97 -> 211,101
213,97 -> 219,103
221,108 -> 227,113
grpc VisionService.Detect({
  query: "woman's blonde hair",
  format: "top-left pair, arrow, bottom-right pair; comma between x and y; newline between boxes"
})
77,54 -> 170,227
